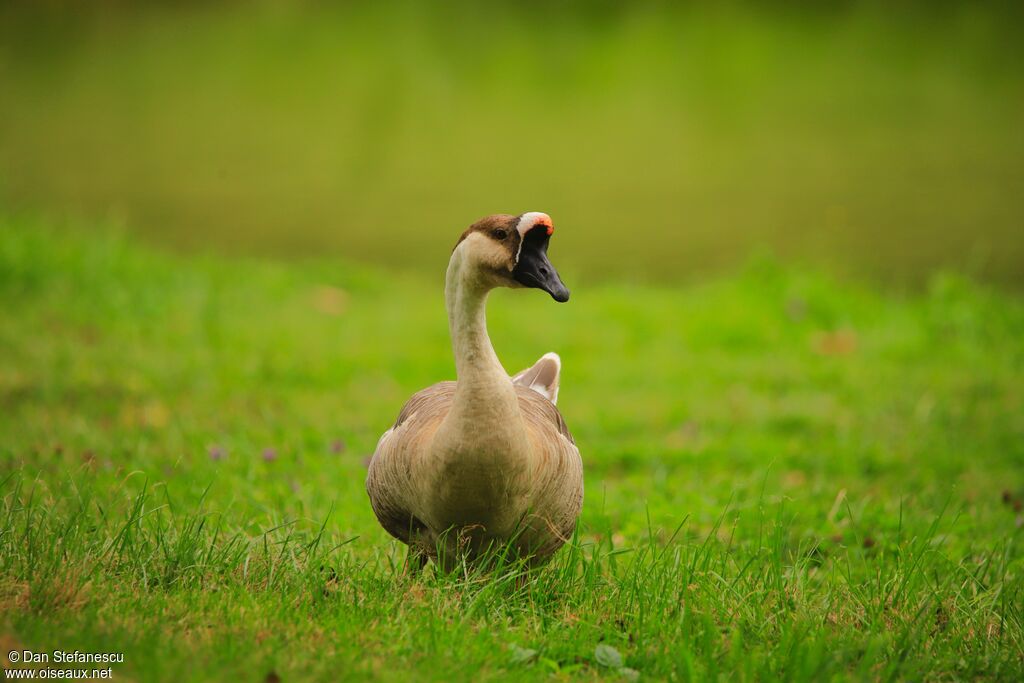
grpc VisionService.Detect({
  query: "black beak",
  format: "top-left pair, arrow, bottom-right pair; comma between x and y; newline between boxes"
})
512,227 -> 570,302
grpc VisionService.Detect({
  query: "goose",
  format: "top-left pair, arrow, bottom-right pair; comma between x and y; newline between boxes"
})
366,212 -> 583,567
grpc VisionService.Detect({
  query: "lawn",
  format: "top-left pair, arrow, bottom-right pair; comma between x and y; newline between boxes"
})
1,212 -> 1022,681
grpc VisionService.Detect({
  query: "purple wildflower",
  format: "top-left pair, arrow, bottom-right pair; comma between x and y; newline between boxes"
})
262,447 -> 278,462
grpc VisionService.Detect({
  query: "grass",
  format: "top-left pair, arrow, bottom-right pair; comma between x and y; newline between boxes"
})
1,211 -> 1023,681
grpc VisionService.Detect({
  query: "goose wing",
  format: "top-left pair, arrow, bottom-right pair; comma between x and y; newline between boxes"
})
514,384 -> 582,556
511,352 -> 561,404
366,381 -> 455,544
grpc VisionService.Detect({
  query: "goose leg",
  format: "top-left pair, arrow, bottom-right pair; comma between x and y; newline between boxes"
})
404,544 -> 429,575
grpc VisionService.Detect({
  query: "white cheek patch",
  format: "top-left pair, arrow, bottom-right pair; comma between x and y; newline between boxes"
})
514,212 -> 553,265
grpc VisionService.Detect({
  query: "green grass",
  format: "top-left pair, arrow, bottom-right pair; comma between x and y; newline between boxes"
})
1,211 -> 1023,681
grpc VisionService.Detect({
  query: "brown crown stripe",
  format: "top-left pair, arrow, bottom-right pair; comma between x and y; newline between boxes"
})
453,214 -> 523,258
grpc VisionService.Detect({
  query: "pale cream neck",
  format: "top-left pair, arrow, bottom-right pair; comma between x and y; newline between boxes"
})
444,246 -> 507,384
435,244 -> 526,452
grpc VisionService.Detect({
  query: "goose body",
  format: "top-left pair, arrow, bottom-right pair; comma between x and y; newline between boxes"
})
366,213 -> 583,565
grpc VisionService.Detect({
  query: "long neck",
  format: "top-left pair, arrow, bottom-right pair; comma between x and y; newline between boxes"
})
445,250 -> 506,385
436,246 -> 525,449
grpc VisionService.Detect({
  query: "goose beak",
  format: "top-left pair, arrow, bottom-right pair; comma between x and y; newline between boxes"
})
512,228 -> 570,303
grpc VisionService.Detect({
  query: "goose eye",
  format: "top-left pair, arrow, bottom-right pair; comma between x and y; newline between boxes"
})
492,228 -> 509,240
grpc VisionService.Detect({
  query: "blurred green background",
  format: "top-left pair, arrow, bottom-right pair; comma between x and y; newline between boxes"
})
2,1 -> 1022,286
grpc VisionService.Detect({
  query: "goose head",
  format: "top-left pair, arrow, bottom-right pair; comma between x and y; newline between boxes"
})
453,212 -> 570,302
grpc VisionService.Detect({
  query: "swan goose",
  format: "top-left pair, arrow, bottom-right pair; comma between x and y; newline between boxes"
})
366,212 -> 583,566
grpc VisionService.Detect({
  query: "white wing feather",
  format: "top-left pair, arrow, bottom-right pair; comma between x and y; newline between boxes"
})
511,352 -> 561,404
